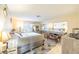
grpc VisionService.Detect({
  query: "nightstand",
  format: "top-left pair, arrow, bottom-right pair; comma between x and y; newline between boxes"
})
0,42 -> 7,54
7,48 -> 17,54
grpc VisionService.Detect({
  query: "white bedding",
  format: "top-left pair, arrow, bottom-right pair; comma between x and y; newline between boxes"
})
8,32 -> 44,48
21,32 -> 41,37
18,32 -> 44,47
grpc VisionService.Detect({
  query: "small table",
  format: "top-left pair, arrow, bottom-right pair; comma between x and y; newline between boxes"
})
0,42 -> 7,54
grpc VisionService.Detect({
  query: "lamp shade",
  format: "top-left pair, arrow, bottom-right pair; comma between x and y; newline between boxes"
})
0,32 -> 2,42
2,32 -> 11,42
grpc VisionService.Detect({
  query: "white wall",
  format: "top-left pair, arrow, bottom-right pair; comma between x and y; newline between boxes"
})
49,12 -> 79,33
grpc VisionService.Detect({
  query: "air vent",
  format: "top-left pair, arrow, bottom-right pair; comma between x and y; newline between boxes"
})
36,15 -> 40,18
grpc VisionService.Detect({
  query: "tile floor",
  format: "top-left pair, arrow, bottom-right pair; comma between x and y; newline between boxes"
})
47,43 -> 62,54
6,39 -> 62,54
27,40 -> 62,54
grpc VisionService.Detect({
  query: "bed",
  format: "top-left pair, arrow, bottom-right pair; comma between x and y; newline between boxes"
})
8,32 -> 45,54
18,32 -> 45,54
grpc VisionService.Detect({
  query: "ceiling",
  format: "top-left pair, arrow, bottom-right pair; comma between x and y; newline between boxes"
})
7,4 -> 79,22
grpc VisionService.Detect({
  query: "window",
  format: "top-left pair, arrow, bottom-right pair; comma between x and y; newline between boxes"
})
54,22 -> 68,33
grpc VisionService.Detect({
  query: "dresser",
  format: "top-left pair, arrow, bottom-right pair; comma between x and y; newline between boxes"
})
62,35 -> 79,54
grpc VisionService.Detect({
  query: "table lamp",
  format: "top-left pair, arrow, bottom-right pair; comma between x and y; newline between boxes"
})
0,31 -> 11,53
